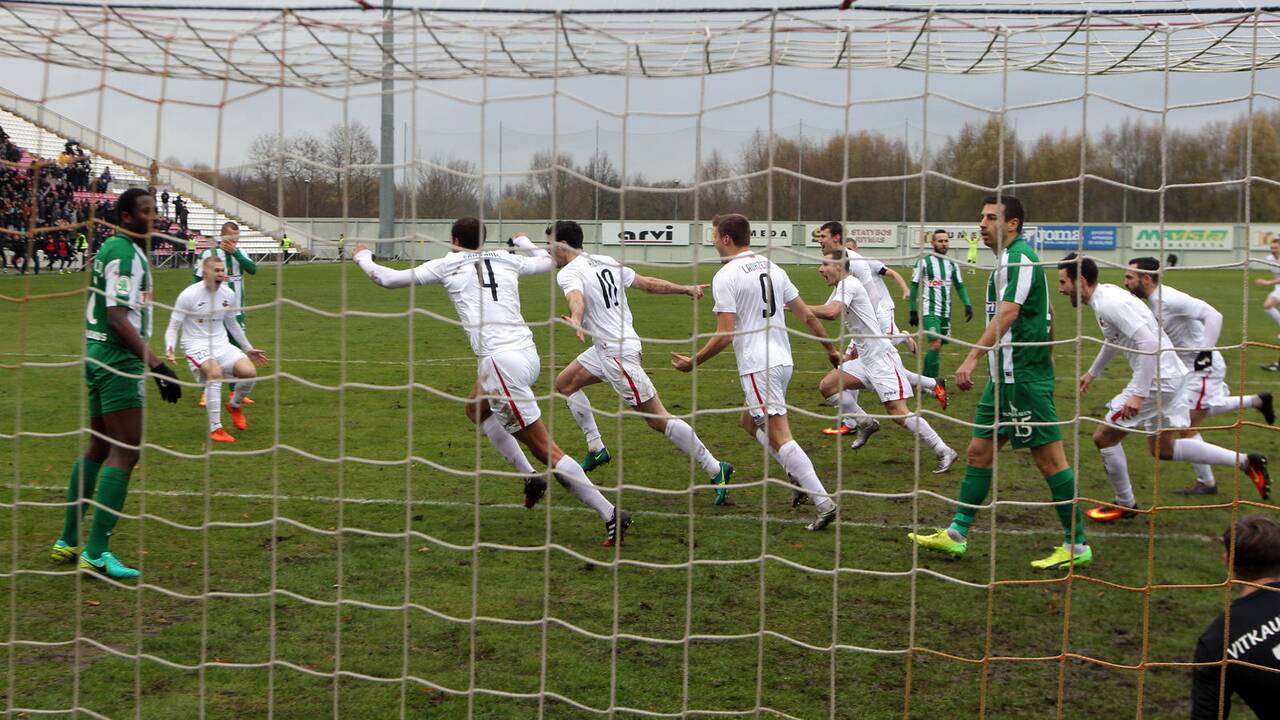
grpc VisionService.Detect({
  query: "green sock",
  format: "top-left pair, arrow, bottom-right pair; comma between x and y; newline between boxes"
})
923,349 -> 940,379
84,466 -> 131,560
1046,468 -> 1086,546
58,458 -> 103,546
948,465 -> 993,539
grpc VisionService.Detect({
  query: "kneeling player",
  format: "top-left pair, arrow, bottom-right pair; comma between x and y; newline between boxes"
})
1058,254 -> 1270,522
548,221 -> 734,504
810,249 -> 959,473
165,256 -> 268,443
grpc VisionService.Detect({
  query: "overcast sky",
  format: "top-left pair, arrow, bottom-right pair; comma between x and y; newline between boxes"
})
1,0 -> 1275,184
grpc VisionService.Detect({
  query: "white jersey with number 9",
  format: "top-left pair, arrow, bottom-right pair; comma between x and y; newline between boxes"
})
712,251 -> 800,375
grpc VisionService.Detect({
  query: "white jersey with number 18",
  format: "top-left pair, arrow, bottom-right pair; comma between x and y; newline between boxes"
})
712,251 -> 800,375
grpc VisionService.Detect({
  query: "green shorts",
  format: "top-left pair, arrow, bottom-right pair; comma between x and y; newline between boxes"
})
922,314 -> 951,345
85,343 -> 145,417
972,379 -> 1062,449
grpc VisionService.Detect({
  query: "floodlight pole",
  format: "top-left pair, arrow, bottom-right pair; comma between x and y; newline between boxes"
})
379,0 -> 395,247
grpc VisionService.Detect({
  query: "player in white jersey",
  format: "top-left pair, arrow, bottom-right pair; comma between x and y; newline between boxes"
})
1124,256 -> 1275,495
1058,254 -> 1271,522
353,217 -> 629,545
812,222 -> 945,436
1256,237 -> 1280,352
165,256 -> 268,443
671,214 -> 842,530
194,222 -> 259,409
547,221 -> 735,504
808,248 -> 959,473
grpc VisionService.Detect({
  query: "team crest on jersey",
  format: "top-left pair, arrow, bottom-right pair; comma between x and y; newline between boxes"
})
222,300 -> 230,308
114,276 -> 131,295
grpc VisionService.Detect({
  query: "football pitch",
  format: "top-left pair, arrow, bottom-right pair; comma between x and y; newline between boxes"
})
1,259 -> 1276,719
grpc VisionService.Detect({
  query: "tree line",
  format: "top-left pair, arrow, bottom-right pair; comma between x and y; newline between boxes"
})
182,110 -> 1280,224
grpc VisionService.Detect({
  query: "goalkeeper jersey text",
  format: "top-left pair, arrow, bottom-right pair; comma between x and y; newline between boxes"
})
912,254 -> 966,317
85,233 -> 151,348
985,236 -> 1053,384
556,252 -> 641,357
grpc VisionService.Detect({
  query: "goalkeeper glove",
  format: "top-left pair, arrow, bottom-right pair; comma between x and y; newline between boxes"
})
964,305 -> 973,322
1193,350 -> 1213,372
908,310 -> 919,327
150,362 -> 182,404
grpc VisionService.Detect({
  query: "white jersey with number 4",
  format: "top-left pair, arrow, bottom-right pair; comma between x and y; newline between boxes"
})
401,250 -> 551,358
556,253 -> 641,357
713,251 -> 800,375
165,282 -> 243,354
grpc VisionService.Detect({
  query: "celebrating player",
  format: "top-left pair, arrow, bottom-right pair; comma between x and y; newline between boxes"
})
353,218 -> 630,546
548,221 -> 735,503
1124,256 -> 1274,496
810,248 -> 959,472
1059,254 -> 1270,517
195,222 -> 258,407
165,256 -> 269,443
964,230 -> 979,275
1256,237 -> 1280,345
671,214 -> 842,530
909,195 -> 1091,571
909,229 -> 974,382
50,188 -> 182,580
813,222 -> 947,436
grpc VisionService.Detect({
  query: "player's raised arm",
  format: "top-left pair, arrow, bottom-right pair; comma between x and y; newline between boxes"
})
352,243 -> 442,289
630,273 -> 708,299
509,233 -> 554,274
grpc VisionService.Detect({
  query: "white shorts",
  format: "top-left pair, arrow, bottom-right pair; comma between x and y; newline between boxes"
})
1184,369 -> 1231,413
1106,386 -> 1190,431
878,306 -> 909,347
740,365 -> 793,424
840,353 -> 914,403
1268,287 -> 1280,303
576,346 -> 656,407
183,343 -> 247,379
478,351 -> 542,434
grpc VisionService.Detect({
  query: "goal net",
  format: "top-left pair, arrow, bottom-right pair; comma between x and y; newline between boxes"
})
1,2 -> 1278,718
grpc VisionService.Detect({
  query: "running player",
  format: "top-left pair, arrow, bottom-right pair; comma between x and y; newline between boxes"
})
548,221 -> 735,504
50,188 -> 183,580
672,214 -> 842,530
1059,254 -> 1270,517
909,229 -> 974,382
165,256 -> 269,443
1256,237 -> 1280,347
810,248 -> 959,472
195,222 -> 257,407
353,218 -> 630,545
909,195 -> 1091,571
1124,256 -> 1274,495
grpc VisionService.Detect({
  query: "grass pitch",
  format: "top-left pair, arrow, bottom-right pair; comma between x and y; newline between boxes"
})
1,256 -> 1276,719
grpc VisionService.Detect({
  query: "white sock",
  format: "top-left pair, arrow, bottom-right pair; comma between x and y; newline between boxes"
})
1266,307 -> 1280,326
205,381 -> 222,432
826,391 -> 869,431
777,441 -> 834,513
553,455 -> 614,521
1171,437 -> 1245,468
229,378 -> 255,408
565,391 -> 604,452
1193,463 -> 1217,488
1098,444 -> 1136,506
754,429 -> 784,465
902,415 -> 949,455
1206,395 -> 1262,416
481,415 -> 535,474
663,418 -> 721,478
899,369 -> 936,391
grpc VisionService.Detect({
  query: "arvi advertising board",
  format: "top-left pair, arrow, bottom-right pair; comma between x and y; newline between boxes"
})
1025,225 -> 1118,250
1131,224 -> 1234,250
804,223 -> 898,248
600,222 -> 691,246
702,223 -> 793,246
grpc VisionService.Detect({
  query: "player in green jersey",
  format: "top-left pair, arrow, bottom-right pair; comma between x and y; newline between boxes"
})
50,188 -> 183,580
909,229 -> 974,380
195,222 -> 257,406
909,195 -> 1091,571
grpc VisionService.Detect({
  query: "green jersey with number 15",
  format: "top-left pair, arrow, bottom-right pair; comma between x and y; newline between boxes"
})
85,233 -> 152,348
985,235 -> 1053,384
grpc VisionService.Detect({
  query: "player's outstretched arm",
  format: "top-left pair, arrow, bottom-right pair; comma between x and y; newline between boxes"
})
805,299 -> 843,322
352,244 -> 431,289
786,297 -> 841,367
955,300 -> 1021,391
672,311 -> 735,372
509,234 -> 554,274
631,273 -> 709,299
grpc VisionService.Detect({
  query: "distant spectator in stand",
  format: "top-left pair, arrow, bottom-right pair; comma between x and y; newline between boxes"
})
160,190 -> 169,218
75,230 -> 88,271
96,167 -> 112,193
1191,514 -> 1280,719
148,159 -> 159,186
281,233 -> 292,264
174,195 -> 188,232
186,233 -> 198,268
